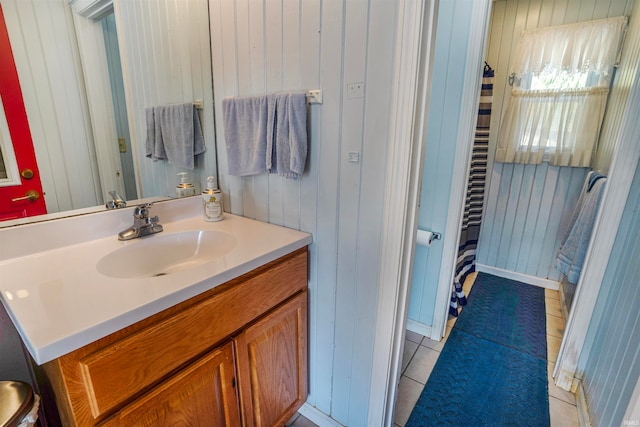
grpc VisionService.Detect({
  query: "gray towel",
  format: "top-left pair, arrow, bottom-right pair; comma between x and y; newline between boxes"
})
555,171 -> 606,283
268,92 -> 307,179
145,103 -> 205,170
222,95 -> 271,176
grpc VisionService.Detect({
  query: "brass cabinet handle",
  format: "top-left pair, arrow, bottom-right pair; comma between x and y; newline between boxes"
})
11,190 -> 40,202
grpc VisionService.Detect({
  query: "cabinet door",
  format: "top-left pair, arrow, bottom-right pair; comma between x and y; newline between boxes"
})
101,342 -> 240,427
235,291 -> 308,427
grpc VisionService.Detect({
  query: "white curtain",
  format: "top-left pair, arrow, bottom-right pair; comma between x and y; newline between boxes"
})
496,16 -> 627,167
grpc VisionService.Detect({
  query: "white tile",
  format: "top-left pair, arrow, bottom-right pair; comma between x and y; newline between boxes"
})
393,376 -> 425,427
405,345 -> 440,384
405,330 -> 424,345
402,340 -> 419,374
546,314 -> 565,338
547,362 -> 576,405
549,396 -> 579,427
422,326 -> 451,352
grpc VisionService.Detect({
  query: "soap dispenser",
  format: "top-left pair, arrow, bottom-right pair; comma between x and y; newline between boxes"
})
202,176 -> 223,221
176,172 -> 196,198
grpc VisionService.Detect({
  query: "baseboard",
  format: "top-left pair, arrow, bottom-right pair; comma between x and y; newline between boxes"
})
575,380 -> 592,426
406,318 -> 432,338
297,403 -> 345,427
476,264 -> 560,290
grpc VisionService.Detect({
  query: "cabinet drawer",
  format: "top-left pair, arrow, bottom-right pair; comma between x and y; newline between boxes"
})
76,250 -> 307,420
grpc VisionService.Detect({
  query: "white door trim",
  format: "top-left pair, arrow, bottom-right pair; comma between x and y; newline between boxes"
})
553,59 -> 640,391
367,1 -> 436,425
70,9 -> 126,204
430,0 -> 492,341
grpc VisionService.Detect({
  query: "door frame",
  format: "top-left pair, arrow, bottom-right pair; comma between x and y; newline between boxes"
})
368,0 -> 492,424
370,0 -> 640,424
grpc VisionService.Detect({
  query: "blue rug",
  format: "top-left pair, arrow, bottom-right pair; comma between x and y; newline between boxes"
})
406,273 -> 550,426
454,273 -> 547,359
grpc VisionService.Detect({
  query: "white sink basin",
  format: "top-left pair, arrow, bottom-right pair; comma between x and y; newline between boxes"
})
96,230 -> 237,279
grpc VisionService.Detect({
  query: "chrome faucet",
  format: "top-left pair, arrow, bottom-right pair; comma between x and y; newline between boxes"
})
118,203 -> 163,241
106,190 -> 127,209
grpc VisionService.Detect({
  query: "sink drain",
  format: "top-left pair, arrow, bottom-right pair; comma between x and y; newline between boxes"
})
153,272 -> 168,277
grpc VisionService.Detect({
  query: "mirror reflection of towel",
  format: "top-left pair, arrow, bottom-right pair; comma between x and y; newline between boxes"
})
145,103 -> 205,170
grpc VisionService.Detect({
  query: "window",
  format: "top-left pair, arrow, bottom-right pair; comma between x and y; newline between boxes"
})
495,17 -> 627,167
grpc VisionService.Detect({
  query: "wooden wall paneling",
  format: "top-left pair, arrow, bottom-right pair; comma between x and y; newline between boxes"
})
347,1 -> 397,421
233,0 -> 254,220
515,163 -> 548,272
408,245 -> 428,324
581,159 -> 640,425
298,0 -> 321,407
505,164 -> 535,271
524,165 -> 558,276
332,0 -> 368,421
496,163 -> 524,269
209,0 -> 232,212
248,0 -> 270,223
312,0 -> 343,414
281,0 -> 302,231
265,0 -> 285,227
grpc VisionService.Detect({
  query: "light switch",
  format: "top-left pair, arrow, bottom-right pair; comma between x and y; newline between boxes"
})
348,151 -> 360,163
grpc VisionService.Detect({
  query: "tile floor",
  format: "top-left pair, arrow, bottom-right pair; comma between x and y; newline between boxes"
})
288,273 -> 578,427
393,272 -> 580,426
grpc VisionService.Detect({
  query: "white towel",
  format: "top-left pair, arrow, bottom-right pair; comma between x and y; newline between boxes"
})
145,103 -> 205,170
222,95 -> 271,176
267,92 -> 308,179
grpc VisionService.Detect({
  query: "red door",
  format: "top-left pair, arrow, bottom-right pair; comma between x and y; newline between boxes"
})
0,4 -> 46,221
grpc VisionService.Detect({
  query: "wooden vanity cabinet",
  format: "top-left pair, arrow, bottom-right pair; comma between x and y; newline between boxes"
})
42,247 -> 308,427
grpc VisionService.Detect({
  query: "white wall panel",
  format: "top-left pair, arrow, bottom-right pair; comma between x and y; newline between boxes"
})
209,1 -> 398,425
595,0 -> 640,172
579,155 -> 640,426
1,0 -> 101,213
478,0 -> 633,280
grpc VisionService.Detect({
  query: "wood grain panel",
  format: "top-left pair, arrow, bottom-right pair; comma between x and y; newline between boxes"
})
235,291 -> 308,427
43,247 -> 307,426
99,342 -> 240,427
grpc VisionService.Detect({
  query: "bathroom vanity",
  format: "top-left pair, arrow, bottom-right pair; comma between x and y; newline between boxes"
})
0,198 -> 312,426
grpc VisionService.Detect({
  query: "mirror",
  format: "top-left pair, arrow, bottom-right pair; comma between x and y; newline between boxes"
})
0,0 -> 217,227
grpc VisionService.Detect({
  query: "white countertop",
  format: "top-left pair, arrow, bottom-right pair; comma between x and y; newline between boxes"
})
0,201 -> 311,365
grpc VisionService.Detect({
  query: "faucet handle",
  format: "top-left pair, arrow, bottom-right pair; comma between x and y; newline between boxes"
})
134,203 -> 153,219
